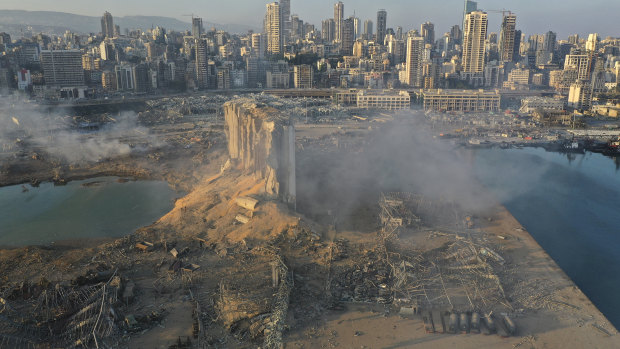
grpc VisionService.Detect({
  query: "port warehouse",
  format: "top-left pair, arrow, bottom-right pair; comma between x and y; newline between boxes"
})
267,88 -> 507,112
422,89 -> 501,112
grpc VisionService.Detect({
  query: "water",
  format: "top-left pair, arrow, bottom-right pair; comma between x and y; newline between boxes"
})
474,147 -> 620,329
0,177 -> 179,247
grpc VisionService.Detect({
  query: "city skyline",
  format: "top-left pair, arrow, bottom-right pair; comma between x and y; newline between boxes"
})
1,0 -> 618,39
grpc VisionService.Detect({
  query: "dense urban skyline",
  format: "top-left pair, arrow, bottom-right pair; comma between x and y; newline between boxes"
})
1,0 -> 619,38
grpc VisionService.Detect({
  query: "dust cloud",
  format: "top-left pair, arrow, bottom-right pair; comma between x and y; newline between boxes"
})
296,111 -> 503,224
0,99 -> 161,164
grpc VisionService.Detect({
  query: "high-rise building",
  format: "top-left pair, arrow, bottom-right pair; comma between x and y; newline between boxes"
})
322,19 -> 335,42
334,2 -> 344,43
195,38 -> 209,89
376,9 -> 387,44
450,25 -> 462,44
294,64 -> 313,88
291,15 -> 304,39
586,33 -> 599,52
513,29 -> 522,62
101,11 -> 114,38
251,33 -> 265,59
568,34 -> 580,45
405,36 -> 424,87
352,17 -> 360,40
341,17 -> 355,55
498,13 -> 516,62
462,11 -> 487,83
192,17 -> 203,38
363,20 -> 373,40
280,0 -> 291,40
462,0 -> 477,41
543,31 -> 556,53
265,2 -> 283,55
40,50 -> 85,86
420,22 -> 435,46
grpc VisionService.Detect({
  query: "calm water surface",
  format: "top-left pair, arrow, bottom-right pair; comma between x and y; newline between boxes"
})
474,147 -> 620,329
0,177 -> 179,247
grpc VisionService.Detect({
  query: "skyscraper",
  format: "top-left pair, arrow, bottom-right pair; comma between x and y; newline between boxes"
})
462,1 -> 477,41
251,33 -> 265,59
195,38 -> 209,89
405,36 -> 424,87
280,0 -> 291,40
192,17 -> 203,39
420,22 -> 435,46
352,17 -> 360,40
376,9 -> 387,44
363,20 -> 373,40
101,11 -> 114,38
498,13 -> 516,62
322,19 -> 335,42
341,17 -> 355,55
462,11 -> 487,83
586,33 -> 599,52
543,31 -> 556,53
265,2 -> 283,55
334,2 -> 344,43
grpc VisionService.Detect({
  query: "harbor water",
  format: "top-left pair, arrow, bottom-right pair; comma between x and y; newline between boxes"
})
474,147 -> 620,329
0,177 -> 179,247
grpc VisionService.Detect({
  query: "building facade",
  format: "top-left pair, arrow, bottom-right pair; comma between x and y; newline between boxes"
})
423,89 -> 501,112
40,50 -> 85,87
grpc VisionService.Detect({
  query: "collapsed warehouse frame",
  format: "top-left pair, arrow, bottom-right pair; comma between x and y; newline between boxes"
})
335,192 -> 511,314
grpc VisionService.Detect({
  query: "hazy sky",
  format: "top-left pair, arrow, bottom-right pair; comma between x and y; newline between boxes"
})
2,0 -> 618,38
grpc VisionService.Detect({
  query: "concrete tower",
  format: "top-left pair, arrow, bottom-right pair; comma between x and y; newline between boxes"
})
334,2 -> 344,43
265,2 -> 283,55
498,13 -> 516,62
376,9 -> 387,44
101,11 -> 114,38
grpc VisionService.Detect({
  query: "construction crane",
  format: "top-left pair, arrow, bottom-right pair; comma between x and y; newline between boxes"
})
485,9 -> 514,18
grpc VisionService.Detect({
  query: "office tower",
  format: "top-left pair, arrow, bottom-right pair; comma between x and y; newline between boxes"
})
195,38 -> 209,89
543,31 -> 556,53
334,2 -> 344,43
462,11 -> 487,82
396,26 -> 403,40
568,34 -> 579,45
294,65 -> 313,88
40,50 -> 85,86
352,17 -> 360,39
265,2 -> 283,55
586,33 -> 599,52
341,18 -> 355,55
405,36 -> 424,87
251,33 -> 265,58
192,17 -> 203,38
420,22 -> 435,45
376,9 -> 387,44
322,19 -> 335,42
364,20 -> 373,40
498,13 -> 516,62
280,0 -> 291,39
101,11 -> 114,38
450,25 -> 462,44
513,29 -> 522,62
290,15 -> 302,39
462,0 -> 477,41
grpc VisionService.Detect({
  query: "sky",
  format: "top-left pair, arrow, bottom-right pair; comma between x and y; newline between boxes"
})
2,0 -> 618,39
